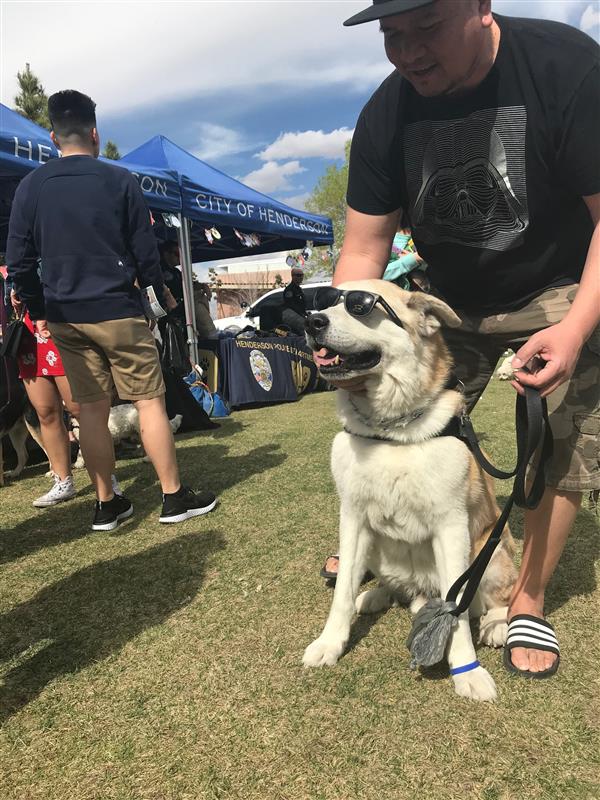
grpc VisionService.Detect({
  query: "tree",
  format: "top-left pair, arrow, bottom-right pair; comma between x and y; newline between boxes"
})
305,138 -> 351,270
14,63 -> 50,129
102,140 -> 121,160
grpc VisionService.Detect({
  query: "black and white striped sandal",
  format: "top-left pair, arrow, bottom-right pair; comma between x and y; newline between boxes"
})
503,614 -> 560,679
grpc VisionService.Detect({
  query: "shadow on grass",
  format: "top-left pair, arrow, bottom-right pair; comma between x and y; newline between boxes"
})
345,609 -> 389,656
0,530 -> 224,723
1,442 -> 285,564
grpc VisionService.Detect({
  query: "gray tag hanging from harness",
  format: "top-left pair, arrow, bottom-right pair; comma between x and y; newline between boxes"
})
406,599 -> 458,668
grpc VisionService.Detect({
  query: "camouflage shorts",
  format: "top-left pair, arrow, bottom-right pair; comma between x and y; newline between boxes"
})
443,285 -> 600,493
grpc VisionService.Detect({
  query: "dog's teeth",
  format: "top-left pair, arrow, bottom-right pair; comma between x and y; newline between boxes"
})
333,355 -> 340,365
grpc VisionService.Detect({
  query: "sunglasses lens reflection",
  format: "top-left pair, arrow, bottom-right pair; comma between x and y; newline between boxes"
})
346,291 -> 375,316
314,287 -> 340,311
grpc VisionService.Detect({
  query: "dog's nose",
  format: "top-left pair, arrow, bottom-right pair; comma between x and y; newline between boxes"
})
304,313 -> 329,335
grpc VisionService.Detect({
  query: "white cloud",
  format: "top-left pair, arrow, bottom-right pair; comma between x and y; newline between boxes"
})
279,192 -> 311,211
580,4 -> 600,36
258,128 -> 354,161
241,160 -> 306,194
0,1 -> 385,116
192,123 -> 256,162
1,0 -> 588,121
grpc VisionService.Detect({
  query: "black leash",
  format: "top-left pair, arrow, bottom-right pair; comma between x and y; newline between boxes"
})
445,387 -> 553,616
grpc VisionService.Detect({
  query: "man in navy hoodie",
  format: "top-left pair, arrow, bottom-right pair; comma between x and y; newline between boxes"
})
7,90 -> 217,530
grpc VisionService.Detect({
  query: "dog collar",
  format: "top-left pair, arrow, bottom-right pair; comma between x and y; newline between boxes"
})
346,372 -> 463,436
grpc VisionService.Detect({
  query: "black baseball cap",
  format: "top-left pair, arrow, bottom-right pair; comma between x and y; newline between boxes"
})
344,0 -> 436,27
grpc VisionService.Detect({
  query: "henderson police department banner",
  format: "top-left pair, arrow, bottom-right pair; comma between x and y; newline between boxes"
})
213,335 -> 319,407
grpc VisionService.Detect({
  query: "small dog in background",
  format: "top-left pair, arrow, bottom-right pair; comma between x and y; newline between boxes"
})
5,402 -> 182,480
72,405 -> 183,461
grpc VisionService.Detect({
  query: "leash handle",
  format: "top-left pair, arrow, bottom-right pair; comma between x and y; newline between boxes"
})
447,388 -> 553,616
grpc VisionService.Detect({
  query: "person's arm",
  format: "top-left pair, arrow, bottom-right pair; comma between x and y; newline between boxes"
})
333,207 -> 400,287
5,180 -> 44,321
125,174 -> 166,301
512,193 -> 600,397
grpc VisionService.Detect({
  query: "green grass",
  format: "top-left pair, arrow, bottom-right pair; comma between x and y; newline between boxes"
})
1,380 -> 599,800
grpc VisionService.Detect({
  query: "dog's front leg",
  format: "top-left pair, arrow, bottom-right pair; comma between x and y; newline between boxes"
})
303,504 -> 369,667
432,522 -> 497,702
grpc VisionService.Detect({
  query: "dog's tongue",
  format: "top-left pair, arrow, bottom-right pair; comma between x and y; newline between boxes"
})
313,347 -> 339,367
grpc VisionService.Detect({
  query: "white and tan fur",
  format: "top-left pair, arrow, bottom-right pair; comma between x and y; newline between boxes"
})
303,280 -> 516,701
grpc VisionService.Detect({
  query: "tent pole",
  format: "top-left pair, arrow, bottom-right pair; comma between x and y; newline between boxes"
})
176,214 -> 199,366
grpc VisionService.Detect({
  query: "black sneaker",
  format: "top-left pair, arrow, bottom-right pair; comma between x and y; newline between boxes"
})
92,494 -> 134,531
159,486 -> 217,524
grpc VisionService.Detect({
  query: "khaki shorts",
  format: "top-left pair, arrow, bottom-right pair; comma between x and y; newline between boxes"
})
48,317 -> 165,404
443,285 -> 600,493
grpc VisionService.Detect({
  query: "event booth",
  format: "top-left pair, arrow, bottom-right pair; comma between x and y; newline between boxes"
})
120,136 -> 333,363
0,106 -> 334,409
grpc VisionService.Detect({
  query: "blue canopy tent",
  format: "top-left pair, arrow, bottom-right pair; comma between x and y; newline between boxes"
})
0,103 -> 59,252
122,135 -> 333,261
122,135 -> 334,362
0,102 -> 181,247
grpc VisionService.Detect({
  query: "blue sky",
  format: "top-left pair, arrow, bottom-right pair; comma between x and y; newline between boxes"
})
2,1 -> 599,211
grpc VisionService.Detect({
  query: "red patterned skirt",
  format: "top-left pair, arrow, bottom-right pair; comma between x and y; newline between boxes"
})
17,312 -> 66,380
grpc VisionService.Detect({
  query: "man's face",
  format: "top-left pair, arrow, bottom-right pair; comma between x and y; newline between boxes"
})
381,1 -> 494,97
292,271 -> 304,284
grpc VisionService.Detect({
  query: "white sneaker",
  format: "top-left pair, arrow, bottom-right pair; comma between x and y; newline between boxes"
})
111,474 -> 122,496
33,475 -> 77,508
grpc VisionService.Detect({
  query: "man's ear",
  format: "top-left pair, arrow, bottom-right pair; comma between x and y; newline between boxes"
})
50,130 -> 60,149
407,291 -> 462,336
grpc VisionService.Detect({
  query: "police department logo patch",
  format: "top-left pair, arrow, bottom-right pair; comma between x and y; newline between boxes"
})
249,350 -> 273,392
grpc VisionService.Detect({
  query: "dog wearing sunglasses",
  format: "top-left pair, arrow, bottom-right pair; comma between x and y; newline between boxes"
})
302,280 -> 517,702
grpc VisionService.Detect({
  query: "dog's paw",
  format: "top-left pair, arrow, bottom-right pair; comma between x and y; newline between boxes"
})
452,666 -> 497,702
302,637 -> 345,667
73,455 -> 85,469
3,469 -> 20,479
479,607 -> 508,648
355,587 -> 392,615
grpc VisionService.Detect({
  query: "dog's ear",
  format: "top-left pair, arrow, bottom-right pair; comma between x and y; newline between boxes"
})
407,292 -> 462,336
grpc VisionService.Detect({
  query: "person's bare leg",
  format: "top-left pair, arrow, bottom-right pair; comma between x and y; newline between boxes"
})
78,396 -> 114,501
508,487 -> 581,673
24,377 -> 71,480
134,396 -> 180,494
54,374 -> 80,420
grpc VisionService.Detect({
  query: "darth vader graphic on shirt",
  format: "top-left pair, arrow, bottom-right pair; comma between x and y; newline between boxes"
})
403,106 -> 529,251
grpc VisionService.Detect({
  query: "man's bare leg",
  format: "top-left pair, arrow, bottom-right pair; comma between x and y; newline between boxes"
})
79,396 -> 114,501
508,487 -> 581,672
134,396 -> 180,495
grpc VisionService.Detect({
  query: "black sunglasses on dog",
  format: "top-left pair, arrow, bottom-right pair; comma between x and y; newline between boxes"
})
313,287 -> 404,329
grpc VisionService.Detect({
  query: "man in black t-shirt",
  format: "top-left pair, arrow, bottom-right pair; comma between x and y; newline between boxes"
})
282,268 -> 307,335
321,0 -> 600,680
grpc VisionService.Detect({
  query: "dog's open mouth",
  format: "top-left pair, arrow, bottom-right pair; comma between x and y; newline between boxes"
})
313,346 -> 381,375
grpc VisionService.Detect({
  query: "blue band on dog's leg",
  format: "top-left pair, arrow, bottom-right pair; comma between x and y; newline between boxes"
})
449,660 -> 480,676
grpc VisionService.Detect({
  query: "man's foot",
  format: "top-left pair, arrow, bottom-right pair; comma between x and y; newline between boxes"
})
33,475 -> 77,507
506,601 -> 560,675
159,486 -> 217,524
320,554 -> 339,579
92,494 -> 133,531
